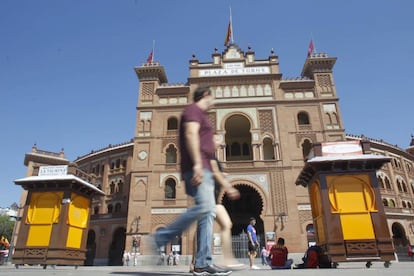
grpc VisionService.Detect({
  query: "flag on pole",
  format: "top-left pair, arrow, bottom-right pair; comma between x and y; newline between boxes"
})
224,21 -> 232,46
307,39 -> 314,57
146,50 -> 153,64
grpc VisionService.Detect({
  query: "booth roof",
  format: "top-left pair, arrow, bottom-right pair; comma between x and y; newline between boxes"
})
307,154 -> 391,163
14,174 -> 105,196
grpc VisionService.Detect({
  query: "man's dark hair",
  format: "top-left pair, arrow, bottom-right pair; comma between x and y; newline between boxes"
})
193,86 -> 211,102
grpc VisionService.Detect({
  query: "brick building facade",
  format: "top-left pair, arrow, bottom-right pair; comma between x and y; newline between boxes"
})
17,44 -> 414,265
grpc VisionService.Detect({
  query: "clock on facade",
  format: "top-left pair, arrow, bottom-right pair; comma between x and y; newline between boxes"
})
138,150 -> 147,160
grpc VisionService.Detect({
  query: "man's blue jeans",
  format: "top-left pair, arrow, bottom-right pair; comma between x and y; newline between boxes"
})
155,169 -> 215,268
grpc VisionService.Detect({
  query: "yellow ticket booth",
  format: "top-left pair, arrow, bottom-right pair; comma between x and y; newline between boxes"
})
296,141 -> 395,268
13,165 -> 104,268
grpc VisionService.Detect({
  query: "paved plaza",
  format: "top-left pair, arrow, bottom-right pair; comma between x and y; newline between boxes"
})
0,261 -> 413,276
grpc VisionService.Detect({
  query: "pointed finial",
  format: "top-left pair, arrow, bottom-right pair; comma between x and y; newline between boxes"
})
271,48 -> 275,55
214,48 -> 218,53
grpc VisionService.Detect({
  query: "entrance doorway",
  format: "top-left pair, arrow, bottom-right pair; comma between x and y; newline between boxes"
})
392,222 -> 408,247
221,184 -> 264,236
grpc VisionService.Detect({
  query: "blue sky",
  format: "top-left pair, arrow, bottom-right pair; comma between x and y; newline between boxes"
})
1,0 -> 413,207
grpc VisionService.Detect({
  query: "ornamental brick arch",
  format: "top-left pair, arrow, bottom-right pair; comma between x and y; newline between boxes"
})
219,179 -> 266,238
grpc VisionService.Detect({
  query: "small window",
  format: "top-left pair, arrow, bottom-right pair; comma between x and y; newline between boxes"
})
165,178 -> 176,199
377,176 -> 385,189
385,177 -> 392,190
167,117 -> 178,130
263,138 -> 274,160
297,112 -> 310,125
166,144 -> 177,163
118,180 -> 123,194
110,182 -> 115,194
108,204 -> 113,213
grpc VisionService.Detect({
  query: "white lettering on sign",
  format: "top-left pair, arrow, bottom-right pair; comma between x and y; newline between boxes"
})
38,165 -> 68,176
151,208 -> 187,214
298,205 -> 312,211
223,62 -> 244,69
199,66 -> 270,77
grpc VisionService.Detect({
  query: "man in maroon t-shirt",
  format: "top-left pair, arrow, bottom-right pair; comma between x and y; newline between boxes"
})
155,86 -> 232,276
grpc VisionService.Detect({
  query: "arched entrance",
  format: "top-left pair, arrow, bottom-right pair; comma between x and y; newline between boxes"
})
391,222 -> 408,247
221,183 -> 264,258
108,227 -> 126,266
221,184 -> 264,236
84,230 -> 96,266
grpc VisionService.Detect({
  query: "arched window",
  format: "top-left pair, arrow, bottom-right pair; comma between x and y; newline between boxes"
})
402,180 -> 408,193
402,201 -> 407,208
377,176 -> 385,189
94,206 -> 99,214
385,177 -> 392,190
165,178 -> 176,199
389,199 -> 396,208
397,179 -> 403,192
306,224 -> 315,246
110,181 -> 115,194
263,138 -> 275,160
166,144 -> 177,163
297,112 -> 310,125
108,204 -> 113,213
407,202 -> 412,209
118,180 -> 123,194
382,198 -> 388,207
167,117 -> 178,130
116,159 -> 121,168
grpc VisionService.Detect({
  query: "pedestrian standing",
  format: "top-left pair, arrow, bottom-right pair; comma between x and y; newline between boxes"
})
260,246 -> 268,266
247,217 -> 260,269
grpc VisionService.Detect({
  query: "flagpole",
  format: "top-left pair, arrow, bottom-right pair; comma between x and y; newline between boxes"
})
229,6 -> 234,44
310,33 -> 316,53
152,40 -> 155,63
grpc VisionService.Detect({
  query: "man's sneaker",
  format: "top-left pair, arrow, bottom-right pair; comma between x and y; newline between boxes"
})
250,265 -> 260,270
193,265 -> 232,276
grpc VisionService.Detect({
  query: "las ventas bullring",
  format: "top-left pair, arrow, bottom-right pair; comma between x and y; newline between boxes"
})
14,42 -> 414,266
